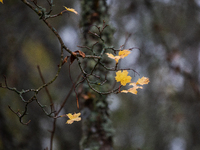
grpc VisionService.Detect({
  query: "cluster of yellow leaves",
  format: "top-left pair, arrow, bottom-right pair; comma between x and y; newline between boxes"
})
121,76 -> 150,95
109,49 -> 150,95
63,6 -> 78,15
64,113 -> 81,124
0,0 -> 3,4
106,50 -> 130,63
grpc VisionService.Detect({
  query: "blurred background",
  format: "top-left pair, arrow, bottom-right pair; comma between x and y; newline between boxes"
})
0,0 -> 200,150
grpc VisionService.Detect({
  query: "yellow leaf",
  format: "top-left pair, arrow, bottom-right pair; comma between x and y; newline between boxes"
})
121,82 -> 143,95
106,50 -> 130,63
66,113 -> 81,124
121,90 -> 129,93
106,53 -> 120,63
0,0 -> 3,4
121,87 -> 138,95
118,50 -> 131,58
136,76 -> 150,85
115,70 -> 132,86
64,6 -> 78,15
121,77 -> 150,95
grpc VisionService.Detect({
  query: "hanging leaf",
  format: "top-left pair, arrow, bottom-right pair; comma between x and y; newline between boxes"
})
121,77 -> 150,95
76,50 -> 86,58
106,49 -> 130,63
66,113 -> 81,124
136,76 -> 150,85
121,83 -> 143,95
63,6 -> 78,15
61,56 -> 69,66
115,70 -> 132,86
70,53 -> 76,64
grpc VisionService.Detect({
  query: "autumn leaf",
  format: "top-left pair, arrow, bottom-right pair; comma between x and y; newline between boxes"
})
136,76 -> 150,85
118,50 -> 131,58
61,56 -> 69,66
115,70 -> 132,86
0,0 -> 3,4
70,54 -> 76,64
106,53 -> 121,63
106,49 -> 130,63
66,113 -> 81,124
63,6 -> 78,15
121,77 -> 150,95
121,82 -> 143,95
74,50 -> 86,58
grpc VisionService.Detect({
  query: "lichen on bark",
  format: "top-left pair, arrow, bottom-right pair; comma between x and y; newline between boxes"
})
79,0 -> 115,150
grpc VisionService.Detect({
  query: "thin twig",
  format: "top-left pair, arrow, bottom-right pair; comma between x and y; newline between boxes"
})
8,105 -> 31,125
56,73 -> 82,115
37,65 -> 55,112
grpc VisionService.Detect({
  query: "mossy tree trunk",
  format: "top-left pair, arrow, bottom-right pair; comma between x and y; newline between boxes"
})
79,0 -> 114,150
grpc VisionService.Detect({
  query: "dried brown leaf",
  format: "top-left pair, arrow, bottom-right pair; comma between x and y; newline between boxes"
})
61,56 -> 69,66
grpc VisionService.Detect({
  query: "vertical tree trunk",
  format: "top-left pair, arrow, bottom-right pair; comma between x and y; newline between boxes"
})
79,0 -> 114,150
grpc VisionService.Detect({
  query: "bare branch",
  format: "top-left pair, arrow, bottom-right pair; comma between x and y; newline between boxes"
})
8,105 -> 31,125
